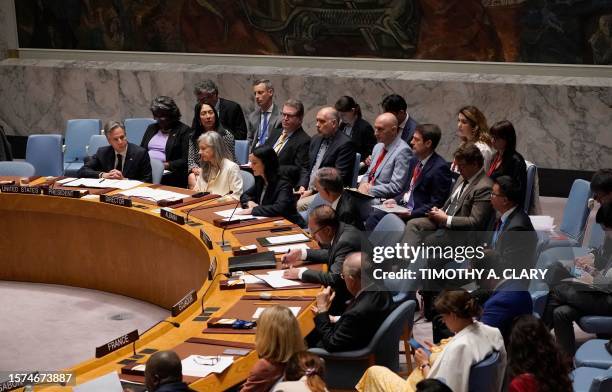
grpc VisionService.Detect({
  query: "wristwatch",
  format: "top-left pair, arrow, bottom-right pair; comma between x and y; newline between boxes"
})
419,363 -> 430,371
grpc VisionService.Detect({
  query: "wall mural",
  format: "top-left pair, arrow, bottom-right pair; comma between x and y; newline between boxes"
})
15,0 -> 612,64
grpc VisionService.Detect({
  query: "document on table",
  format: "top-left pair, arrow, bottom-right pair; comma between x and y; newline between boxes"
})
62,178 -> 143,190
181,355 -> 234,377
253,306 -> 301,319
265,233 -> 310,245
267,243 -> 310,254
120,187 -> 185,201
372,204 -> 411,214
255,273 -> 301,288
73,372 -> 123,392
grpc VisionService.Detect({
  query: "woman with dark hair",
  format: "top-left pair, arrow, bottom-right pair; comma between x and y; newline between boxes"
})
507,315 -> 573,392
272,351 -> 328,392
238,145 -> 304,225
488,120 -> 527,206
334,95 -> 376,171
141,96 -> 191,187
356,289 -> 506,392
188,102 -> 237,189
454,105 -> 494,172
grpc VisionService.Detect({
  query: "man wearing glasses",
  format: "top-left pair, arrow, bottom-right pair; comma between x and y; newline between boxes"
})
265,99 -> 311,188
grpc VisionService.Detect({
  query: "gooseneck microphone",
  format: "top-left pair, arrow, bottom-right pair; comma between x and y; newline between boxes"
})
185,190 -> 233,223
220,197 -> 242,249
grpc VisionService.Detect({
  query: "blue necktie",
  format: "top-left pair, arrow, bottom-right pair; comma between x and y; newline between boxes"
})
492,219 -> 504,247
258,112 -> 269,145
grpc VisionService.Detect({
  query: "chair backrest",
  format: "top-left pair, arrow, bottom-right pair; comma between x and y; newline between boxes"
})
87,135 -> 110,156
150,158 -> 164,184
64,119 -> 102,163
240,170 -> 255,192
124,118 -> 155,145
26,134 -> 64,176
0,161 -> 36,177
468,351 -> 503,392
524,162 -> 537,213
590,366 -> 612,392
351,152 -> 361,187
235,140 -> 249,165
369,213 -> 405,247
559,179 -> 592,243
369,300 -> 417,371
588,219 -> 606,250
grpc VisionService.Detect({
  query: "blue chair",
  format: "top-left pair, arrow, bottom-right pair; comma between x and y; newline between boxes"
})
369,213 -> 405,248
299,192 -> 330,224
468,351 -> 503,392
538,179 -> 592,252
63,119 -> 102,176
0,161 -> 36,177
87,135 -> 109,156
240,170 -> 255,192
26,134 -> 63,176
309,300 -> 416,389
351,152 -> 361,187
524,162 -> 537,213
150,158 -> 164,185
575,339 -> 612,369
124,118 -> 155,145
572,366 -> 612,392
235,140 -> 249,165
578,316 -> 612,337
530,290 -> 549,318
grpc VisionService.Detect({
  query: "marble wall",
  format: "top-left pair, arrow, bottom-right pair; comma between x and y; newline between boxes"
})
0,59 -> 610,171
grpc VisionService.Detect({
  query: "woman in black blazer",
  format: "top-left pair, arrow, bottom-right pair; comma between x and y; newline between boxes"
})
488,120 -> 527,207
141,96 -> 191,188
238,145 -> 304,226
335,96 -> 376,172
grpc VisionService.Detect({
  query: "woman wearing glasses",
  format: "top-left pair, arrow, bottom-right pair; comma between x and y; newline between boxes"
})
193,131 -> 242,200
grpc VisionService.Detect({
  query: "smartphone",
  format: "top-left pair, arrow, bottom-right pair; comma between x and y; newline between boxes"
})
409,338 -> 431,356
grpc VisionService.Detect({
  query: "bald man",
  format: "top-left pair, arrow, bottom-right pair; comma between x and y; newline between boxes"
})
298,106 -> 356,211
145,350 -> 194,392
358,112 -> 412,200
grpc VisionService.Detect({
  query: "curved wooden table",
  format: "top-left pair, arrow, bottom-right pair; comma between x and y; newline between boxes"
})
0,183 -> 319,391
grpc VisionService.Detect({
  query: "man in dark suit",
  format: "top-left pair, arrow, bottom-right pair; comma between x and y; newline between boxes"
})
78,121 -> 152,182
192,80 -> 247,140
381,94 -> 418,146
145,350 -> 194,392
366,124 -> 452,230
282,205 -> 368,314
265,99 -> 311,187
246,79 -> 282,151
309,252 -> 393,352
297,107 -> 355,211
314,167 -> 365,230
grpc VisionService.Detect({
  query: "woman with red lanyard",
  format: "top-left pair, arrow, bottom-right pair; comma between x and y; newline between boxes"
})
488,120 -> 527,209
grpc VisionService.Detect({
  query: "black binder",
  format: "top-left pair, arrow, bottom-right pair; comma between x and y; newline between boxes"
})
228,251 -> 277,273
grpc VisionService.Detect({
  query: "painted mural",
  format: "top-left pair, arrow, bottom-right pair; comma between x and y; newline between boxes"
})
15,0 -> 612,64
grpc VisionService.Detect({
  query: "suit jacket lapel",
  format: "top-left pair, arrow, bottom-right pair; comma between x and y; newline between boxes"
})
413,154 -> 436,189
164,128 -> 177,157
122,144 -> 134,177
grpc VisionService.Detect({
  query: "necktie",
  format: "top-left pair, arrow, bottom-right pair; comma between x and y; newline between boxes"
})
492,218 -> 504,247
487,153 -> 502,177
115,154 -> 123,172
445,180 -> 468,216
274,131 -> 288,154
368,148 -> 388,184
405,162 -> 423,211
258,112 -> 269,145
308,138 -> 331,189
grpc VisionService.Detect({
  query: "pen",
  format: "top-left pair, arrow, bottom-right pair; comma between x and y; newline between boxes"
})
99,178 -> 105,183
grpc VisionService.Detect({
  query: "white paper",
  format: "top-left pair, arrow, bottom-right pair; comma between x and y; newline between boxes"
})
73,372 -> 123,392
63,178 -> 142,190
255,273 -> 301,288
265,233 -> 310,245
267,243 -> 311,254
57,177 -> 78,184
81,194 -> 99,200
120,187 -> 185,201
265,268 -> 307,278
215,208 -> 260,221
529,215 -> 555,231
253,306 -> 300,319
239,274 -> 265,284
181,355 -> 234,377
372,204 -> 411,214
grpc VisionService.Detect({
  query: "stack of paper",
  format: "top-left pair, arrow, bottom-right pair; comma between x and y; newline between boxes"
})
372,204 -> 411,214
232,267 -> 308,288
215,208 -> 265,222
252,306 -> 301,319
61,178 -> 143,190
267,243 -> 310,254
120,187 -> 185,201
181,355 -> 234,378
265,233 -> 310,245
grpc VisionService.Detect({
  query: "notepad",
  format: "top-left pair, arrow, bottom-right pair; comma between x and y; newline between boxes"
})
267,243 -> 311,254
181,355 -> 234,377
253,306 -> 300,319
372,204 -> 411,214
259,233 -> 310,246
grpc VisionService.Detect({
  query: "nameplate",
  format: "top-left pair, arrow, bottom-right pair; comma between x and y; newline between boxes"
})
100,194 -> 133,207
200,228 -> 213,249
171,289 -> 197,317
95,329 -> 139,358
0,184 -> 41,194
160,208 -> 185,225
158,198 -> 184,207
45,188 -> 88,198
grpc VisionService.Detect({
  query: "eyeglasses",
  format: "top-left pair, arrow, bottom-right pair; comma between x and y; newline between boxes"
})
490,192 -> 505,199
281,112 -> 299,118
308,225 -> 326,238
193,355 -> 220,366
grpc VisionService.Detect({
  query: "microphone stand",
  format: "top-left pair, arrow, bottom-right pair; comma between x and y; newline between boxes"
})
185,190 -> 233,223
218,198 -> 241,251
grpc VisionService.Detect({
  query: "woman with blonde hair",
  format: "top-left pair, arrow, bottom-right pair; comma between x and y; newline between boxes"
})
273,351 -> 328,392
454,106 -> 494,172
193,131 -> 242,199
241,305 -> 306,392
356,289 -> 506,392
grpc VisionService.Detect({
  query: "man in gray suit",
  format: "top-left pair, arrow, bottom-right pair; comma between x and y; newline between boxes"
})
246,79 -> 282,152
358,112 -> 412,200
403,143 -> 494,247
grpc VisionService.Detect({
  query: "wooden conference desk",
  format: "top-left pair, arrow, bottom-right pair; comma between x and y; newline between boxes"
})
0,178 -> 321,391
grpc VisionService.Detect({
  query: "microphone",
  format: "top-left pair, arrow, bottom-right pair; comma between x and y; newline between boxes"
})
200,272 -> 231,313
185,190 -> 233,223
219,197 -> 241,250
131,318 -> 181,358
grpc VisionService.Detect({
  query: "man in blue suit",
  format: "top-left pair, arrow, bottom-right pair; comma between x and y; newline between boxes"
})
381,94 -> 418,146
365,124 -> 452,230
358,112 -> 412,201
